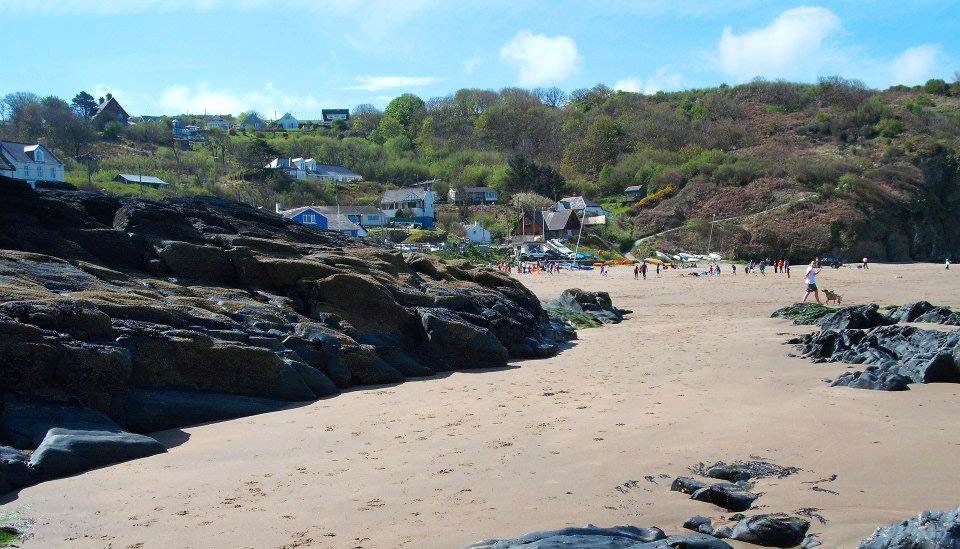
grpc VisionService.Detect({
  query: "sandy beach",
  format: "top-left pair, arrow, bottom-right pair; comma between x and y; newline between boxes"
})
3,262 -> 959,549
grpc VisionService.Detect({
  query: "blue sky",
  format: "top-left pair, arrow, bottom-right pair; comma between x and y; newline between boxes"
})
0,0 -> 956,118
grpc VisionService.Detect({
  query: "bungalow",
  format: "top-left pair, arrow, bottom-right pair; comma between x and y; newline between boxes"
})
265,157 -> 363,182
205,115 -> 229,130
91,96 -> 129,128
240,114 -> 265,129
275,113 -> 299,130
313,205 -> 385,228
278,205 -> 366,237
552,196 -> 611,218
114,173 -> 170,189
514,209 -> 581,240
321,109 -> 350,124
462,221 -> 492,245
624,185 -> 644,202
0,141 -> 65,188
448,186 -> 499,204
380,185 -> 435,228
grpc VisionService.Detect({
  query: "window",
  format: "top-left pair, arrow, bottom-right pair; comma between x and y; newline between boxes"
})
301,214 -> 316,224
34,148 -> 44,162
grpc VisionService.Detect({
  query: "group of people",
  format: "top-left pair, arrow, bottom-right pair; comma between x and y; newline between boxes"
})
632,262 -> 658,279
743,258 -> 791,277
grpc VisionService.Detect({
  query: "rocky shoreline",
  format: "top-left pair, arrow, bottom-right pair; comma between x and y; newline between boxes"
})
775,302 -> 960,391
0,186 -> 626,495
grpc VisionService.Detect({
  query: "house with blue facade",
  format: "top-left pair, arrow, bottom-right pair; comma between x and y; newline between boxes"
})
278,205 -> 366,237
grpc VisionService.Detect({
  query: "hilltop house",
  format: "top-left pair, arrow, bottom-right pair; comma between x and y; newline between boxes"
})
624,185 -> 644,202
321,109 -> 350,124
172,119 -> 205,141
514,209 -> 581,240
380,185 -> 435,229
205,116 -> 229,130
462,221 -> 492,245
0,141 -> 65,188
277,205 -> 366,237
264,157 -> 362,182
240,114 -> 264,129
275,113 -> 299,130
91,96 -> 129,128
114,173 -> 170,189
552,196 -> 611,218
448,186 -> 499,204
312,205 -> 385,228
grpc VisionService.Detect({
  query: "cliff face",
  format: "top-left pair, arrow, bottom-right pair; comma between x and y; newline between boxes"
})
0,184 -> 570,436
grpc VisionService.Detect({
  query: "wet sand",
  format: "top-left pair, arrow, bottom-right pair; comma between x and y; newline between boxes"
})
4,262 -> 959,549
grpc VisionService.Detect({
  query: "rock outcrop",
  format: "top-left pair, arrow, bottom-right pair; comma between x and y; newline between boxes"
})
544,288 -> 630,328
857,506 -> 960,549
0,185 -> 575,491
781,302 -> 960,391
464,525 -> 733,549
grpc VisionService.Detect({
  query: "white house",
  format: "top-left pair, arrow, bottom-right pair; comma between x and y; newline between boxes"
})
449,186 -> 499,204
0,141 -> 65,188
265,157 -> 363,182
314,205 -> 385,228
275,113 -> 299,130
552,196 -> 611,219
380,185 -> 435,219
462,221 -> 492,245
205,115 -> 228,130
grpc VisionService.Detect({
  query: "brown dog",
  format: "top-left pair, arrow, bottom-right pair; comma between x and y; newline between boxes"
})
824,289 -> 842,305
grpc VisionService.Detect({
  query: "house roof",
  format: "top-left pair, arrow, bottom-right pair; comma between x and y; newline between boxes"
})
315,164 -> 360,177
557,196 -> 602,210
313,205 -> 383,216
276,113 -> 298,122
208,115 -> 226,122
92,97 -> 129,120
279,206 -> 362,232
382,186 -> 428,203
115,173 -> 169,186
523,209 -> 580,231
624,185 -> 643,192
0,141 -> 63,165
0,153 -> 13,172
321,109 -> 350,122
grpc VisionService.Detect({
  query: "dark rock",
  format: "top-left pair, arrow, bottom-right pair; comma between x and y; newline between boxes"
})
730,514 -> 810,547
671,476 -> 707,495
713,527 -> 733,539
889,301 -> 960,325
463,525 -> 669,548
684,516 -> 713,535
286,359 -> 339,398
337,344 -> 405,385
28,427 -> 166,480
691,482 -> 759,512
706,462 -> 752,482
121,388 -> 292,432
831,371 -> 911,391
801,535 -> 823,549
0,299 -> 113,340
817,305 -> 894,331
857,506 -> 960,549
545,288 -> 627,326
1,445 -> 32,493
418,308 -> 509,370
0,393 -> 124,449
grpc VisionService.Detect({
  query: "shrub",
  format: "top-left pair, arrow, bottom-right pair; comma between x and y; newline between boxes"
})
924,79 -> 949,95
875,118 -> 904,138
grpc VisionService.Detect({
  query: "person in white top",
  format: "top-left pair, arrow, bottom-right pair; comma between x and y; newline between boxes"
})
801,260 -> 823,304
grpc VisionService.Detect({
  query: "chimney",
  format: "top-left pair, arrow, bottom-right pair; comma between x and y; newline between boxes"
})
275,201 -> 283,214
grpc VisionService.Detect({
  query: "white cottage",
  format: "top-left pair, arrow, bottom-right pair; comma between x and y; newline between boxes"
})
462,221 -> 492,245
275,113 -> 299,130
0,141 -> 65,188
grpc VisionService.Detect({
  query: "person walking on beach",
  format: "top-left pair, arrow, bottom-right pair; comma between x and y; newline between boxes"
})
731,263 -> 736,275
784,259 -> 790,278
947,258 -> 951,270
656,263 -> 661,277
802,260 -> 823,304
862,256 -> 869,269
634,264 -> 639,279
641,262 -> 647,279
759,260 -> 766,276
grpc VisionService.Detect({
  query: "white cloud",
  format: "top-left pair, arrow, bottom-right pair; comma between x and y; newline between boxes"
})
888,44 -> 941,86
341,76 -> 444,92
614,69 -> 683,94
500,30 -> 581,86
463,54 -> 483,73
716,6 -> 842,80
152,82 -> 325,117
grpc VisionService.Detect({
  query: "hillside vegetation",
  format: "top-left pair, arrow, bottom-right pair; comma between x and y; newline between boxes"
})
3,76 -> 959,261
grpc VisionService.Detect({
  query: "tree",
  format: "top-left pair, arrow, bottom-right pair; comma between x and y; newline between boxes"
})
71,91 -> 98,117
533,86 -> 569,108
437,210 -> 461,234
383,93 -> 425,131
40,96 -> 94,155
206,128 -> 229,169
240,137 -> 280,172
237,110 -> 263,125
924,78 -> 949,95
348,104 -> 382,137
1,92 -> 41,140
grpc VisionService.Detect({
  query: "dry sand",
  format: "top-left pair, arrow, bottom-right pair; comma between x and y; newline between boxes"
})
3,262 -> 959,549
